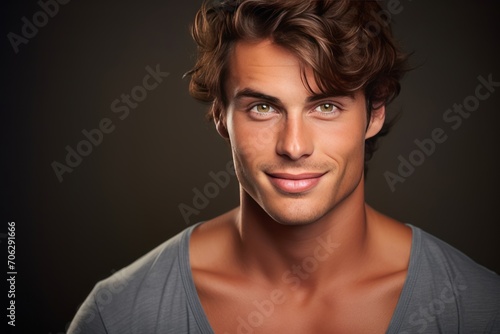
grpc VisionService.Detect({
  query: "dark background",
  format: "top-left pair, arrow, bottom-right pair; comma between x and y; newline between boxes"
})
2,0 -> 500,333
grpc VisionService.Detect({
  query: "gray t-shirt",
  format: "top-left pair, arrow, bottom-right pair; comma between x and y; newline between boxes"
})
68,223 -> 500,333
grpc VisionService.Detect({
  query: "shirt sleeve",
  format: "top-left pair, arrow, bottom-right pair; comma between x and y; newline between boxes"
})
67,284 -> 108,334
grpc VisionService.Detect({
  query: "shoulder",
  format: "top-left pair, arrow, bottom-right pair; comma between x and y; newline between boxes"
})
68,224 -> 198,334
414,225 -> 500,286
415,226 -> 500,311
391,225 -> 500,333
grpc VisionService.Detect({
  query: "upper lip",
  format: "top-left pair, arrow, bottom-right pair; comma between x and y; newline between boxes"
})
266,172 -> 326,180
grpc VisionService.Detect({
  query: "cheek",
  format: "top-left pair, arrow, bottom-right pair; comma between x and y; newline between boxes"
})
319,122 -> 365,157
228,119 -> 277,164
317,124 -> 367,182
228,128 -> 265,183
340,131 -> 367,180
229,130 -> 270,197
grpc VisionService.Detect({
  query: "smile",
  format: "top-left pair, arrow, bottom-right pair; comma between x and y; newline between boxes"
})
266,172 -> 326,194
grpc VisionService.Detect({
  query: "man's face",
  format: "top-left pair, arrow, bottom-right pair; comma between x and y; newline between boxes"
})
220,39 -> 384,225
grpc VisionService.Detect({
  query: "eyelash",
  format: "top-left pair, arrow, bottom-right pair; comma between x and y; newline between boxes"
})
248,102 -> 342,118
248,104 -> 277,117
313,103 -> 340,114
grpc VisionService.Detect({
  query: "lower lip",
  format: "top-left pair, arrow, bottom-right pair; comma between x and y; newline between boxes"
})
268,175 -> 322,194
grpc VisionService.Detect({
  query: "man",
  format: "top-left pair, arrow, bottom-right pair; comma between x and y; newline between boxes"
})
69,0 -> 500,333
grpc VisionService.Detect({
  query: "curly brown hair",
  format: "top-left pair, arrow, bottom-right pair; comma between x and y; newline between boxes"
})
185,0 -> 409,169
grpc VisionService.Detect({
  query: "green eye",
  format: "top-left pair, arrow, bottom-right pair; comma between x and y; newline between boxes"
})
255,104 -> 271,112
252,104 -> 274,113
248,103 -> 277,119
317,103 -> 336,113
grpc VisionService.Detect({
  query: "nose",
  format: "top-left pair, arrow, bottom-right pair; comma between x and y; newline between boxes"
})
275,115 -> 314,160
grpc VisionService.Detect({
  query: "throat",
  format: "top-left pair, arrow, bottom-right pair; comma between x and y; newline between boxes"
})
234,202 -> 370,286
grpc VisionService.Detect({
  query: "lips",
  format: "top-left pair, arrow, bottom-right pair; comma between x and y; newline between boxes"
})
266,172 -> 325,194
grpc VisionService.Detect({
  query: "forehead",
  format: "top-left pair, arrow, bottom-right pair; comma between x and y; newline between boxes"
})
231,39 -> 299,68
226,39 -> 321,95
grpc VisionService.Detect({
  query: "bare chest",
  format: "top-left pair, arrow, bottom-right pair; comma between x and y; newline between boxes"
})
195,278 -> 404,334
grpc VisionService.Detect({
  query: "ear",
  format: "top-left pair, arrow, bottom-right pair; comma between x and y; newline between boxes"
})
365,104 -> 386,139
215,119 -> 229,139
214,112 -> 229,139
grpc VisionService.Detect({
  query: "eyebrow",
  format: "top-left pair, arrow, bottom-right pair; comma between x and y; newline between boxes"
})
233,88 -> 281,104
232,88 -> 354,105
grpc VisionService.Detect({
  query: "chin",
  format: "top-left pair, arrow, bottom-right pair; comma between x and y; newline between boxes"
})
263,204 -> 329,226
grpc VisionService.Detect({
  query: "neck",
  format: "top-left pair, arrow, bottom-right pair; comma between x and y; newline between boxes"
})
233,180 -> 372,290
